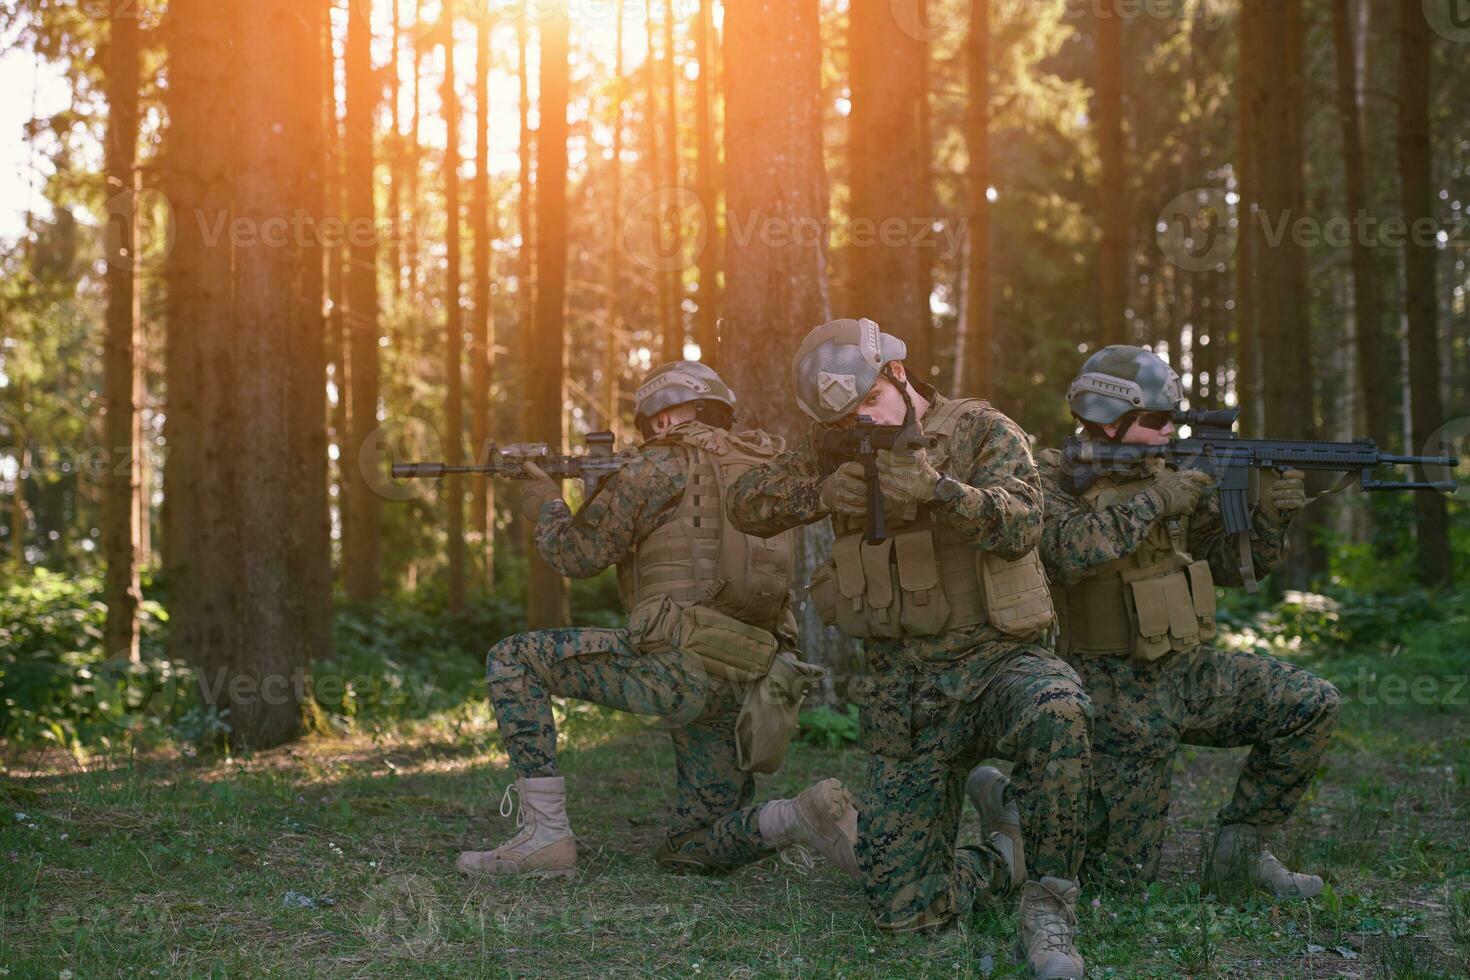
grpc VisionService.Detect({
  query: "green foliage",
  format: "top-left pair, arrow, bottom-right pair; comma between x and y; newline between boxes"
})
797,703 -> 860,748
0,569 -> 187,754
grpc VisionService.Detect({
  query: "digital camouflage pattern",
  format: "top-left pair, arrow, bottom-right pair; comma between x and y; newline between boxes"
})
1035,449 -> 1340,884
487,627 -> 769,871
486,423 -> 775,872
728,392 -> 1093,930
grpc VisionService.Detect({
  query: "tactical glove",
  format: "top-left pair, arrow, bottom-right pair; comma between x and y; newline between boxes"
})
819,461 -> 869,516
520,461 -> 565,521
1147,467 -> 1214,518
876,447 -> 941,506
1259,468 -> 1307,522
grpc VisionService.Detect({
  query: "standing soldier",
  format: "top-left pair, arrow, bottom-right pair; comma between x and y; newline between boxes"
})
727,319 -> 1092,980
457,362 -> 858,880
1036,345 -> 1339,896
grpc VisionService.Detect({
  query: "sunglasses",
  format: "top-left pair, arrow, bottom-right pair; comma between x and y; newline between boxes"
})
1127,411 -> 1174,432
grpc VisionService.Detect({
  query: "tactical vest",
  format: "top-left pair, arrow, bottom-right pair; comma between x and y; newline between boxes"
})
809,398 -> 1055,641
1049,461 -> 1218,660
619,423 -> 797,679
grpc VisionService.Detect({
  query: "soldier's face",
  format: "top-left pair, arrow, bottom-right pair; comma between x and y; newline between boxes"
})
1105,413 -> 1174,446
843,367 -> 909,426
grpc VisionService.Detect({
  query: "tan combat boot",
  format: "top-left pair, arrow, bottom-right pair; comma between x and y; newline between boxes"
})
966,764 -> 1027,891
1207,823 -> 1323,899
1015,876 -> 1085,980
456,775 -> 577,877
757,777 -> 859,876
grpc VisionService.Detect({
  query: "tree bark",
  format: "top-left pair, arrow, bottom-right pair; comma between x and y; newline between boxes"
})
1235,0 -> 1262,435
103,4 -> 141,663
848,0 -> 927,369
963,0 -> 992,396
693,0 -> 718,367
661,0 -> 683,363
1332,0 -> 1388,448
509,6 -> 535,557
527,6 -> 571,629
1396,0 -> 1452,586
472,12 -> 497,591
1096,0 -> 1127,347
388,0 -> 403,301
443,14 -> 467,612
345,0 -> 382,603
606,0 -> 626,432
722,0 -> 853,691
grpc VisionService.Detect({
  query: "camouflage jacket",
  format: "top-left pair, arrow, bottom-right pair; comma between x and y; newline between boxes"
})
532,431 -> 695,578
1034,448 -> 1293,588
726,393 -> 1046,663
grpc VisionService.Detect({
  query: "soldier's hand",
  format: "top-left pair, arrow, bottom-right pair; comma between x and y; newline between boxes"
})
876,447 -> 941,505
1149,467 -> 1215,518
1261,468 -> 1307,521
520,461 -> 564,521
819,461 -> 869,516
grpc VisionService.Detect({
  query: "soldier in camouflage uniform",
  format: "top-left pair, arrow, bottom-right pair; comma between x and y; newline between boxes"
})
728,319 -> 1092,980
1037,345 -> 1339,897
457,362 -> 859,880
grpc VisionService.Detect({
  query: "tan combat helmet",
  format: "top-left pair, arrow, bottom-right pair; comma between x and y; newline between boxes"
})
633,360 -> 738,440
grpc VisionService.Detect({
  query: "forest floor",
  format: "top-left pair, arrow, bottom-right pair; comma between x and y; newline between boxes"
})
3,649 -> 1469,978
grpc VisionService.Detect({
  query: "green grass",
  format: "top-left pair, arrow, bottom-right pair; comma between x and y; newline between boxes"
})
3,591 -> 1469,977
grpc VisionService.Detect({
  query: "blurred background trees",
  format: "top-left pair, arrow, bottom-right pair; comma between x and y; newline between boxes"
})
0,0 -> 1466,745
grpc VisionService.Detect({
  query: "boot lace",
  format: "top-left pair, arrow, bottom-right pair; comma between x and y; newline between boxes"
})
1026,884 -> 1078,954
499,782 -> 525,828
778,844 -> 816,875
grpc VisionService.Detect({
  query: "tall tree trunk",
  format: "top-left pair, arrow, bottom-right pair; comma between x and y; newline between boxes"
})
915,0 -> 935,386
722,0 -> 852,691
289,0 -> 334,667
325,0 -> 350,579
472,13 -> 496,590
963,0 -> 992,396
527,5 -> 571,629
510,6 -> 535,557
389,0 -> 403,301
1332,0 -> 1388,448
443,15 -> 467,612
345,0 -> 381,603
103,4 -> 141,663
661,0 -> 683,363
1096,0 -> 1127,347
1235,0 -> 1262,435
1396,0 -> 1452,587
693,0 -> 718,366
408,0 -> 424,297
644,0 -> 674,363
606,0 -> 626,432
848,0 -> 926,370
162,0 -> 235,693
1255,0 -> 1299,442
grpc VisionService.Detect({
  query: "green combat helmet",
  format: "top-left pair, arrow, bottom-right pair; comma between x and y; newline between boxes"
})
792,318 -> 908,424
633,360 -> 737,439
1066,345 -> 1183,425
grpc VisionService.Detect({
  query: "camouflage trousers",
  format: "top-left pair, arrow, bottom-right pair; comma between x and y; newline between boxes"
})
1070,644 -> 1340,884
486,627 -> 773,872
857,638 -> 1093,932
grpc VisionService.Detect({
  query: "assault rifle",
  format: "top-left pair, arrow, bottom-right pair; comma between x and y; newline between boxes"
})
391,431 -> 635,494
1061,407 -> 1460,589
817,402 -> 935,544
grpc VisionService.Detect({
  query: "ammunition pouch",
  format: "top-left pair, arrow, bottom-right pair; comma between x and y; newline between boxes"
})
735,651 -> 827,774
674,605 -> 780,683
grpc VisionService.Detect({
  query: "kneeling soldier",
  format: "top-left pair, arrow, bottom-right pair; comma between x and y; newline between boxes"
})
458,361 -> 858,879
728,319 -> 1092,980
1037,345 -> 1339,897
